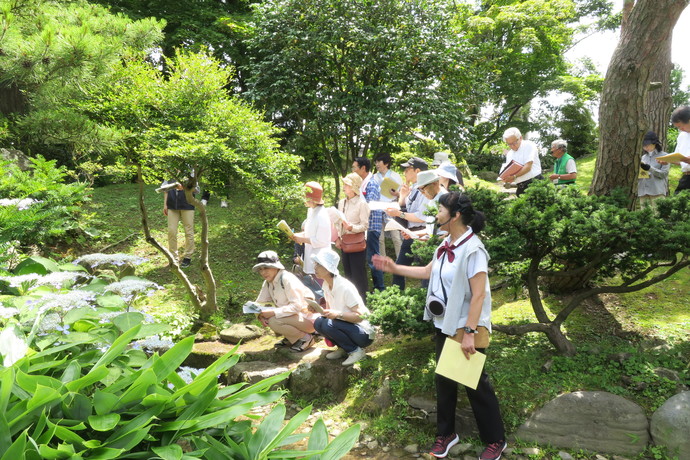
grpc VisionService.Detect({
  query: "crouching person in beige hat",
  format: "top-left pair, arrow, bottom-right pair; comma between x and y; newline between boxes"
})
312,249 -> 375,366
253,250 -> 318,352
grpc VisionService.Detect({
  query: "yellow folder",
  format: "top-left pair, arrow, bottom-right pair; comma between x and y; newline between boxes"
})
435,337 -> 486,390
655,152 -> 687,163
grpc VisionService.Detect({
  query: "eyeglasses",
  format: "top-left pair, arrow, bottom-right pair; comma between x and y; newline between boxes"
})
418,184 -> 427,192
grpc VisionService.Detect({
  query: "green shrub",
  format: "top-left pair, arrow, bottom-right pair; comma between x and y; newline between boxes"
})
0,156 -> 94,254
367,286 -> 431,338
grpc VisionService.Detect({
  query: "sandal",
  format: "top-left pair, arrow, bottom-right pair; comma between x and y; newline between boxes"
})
290,334 -> 315,353
274,338 -> 291,348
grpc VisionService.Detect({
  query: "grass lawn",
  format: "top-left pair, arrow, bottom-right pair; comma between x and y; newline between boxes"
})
78,168 -> 689,459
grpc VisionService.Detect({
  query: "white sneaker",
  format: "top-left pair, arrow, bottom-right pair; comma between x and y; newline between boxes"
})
220,200 -> 228,208
342,348 -> 366,366
201,199 -> 208,206
326,348 -> 347,360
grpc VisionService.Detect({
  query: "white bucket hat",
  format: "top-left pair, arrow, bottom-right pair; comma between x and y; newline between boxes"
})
252,250 -> 285,272
431,151 -> 449,167
311,249 -> 340,276
416,170 -> 440,188
436,163 -> 458,181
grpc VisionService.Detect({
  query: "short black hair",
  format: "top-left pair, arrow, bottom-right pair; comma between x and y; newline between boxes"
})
354,157 -> 371,172
374,153 -> 392,167
438,191 -> 485,233
671,106 -> 690,124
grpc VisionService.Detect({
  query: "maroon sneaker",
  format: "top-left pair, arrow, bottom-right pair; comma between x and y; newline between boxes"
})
479,440 -> 507,460
429,433 -> 459,458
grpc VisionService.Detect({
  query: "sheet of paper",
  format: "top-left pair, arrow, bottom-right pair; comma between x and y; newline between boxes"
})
384,218 -> 419,239
380,177 -> 401,199
368,201 -> 399,211
242,301 -> 273,314
435,337 -> 486,390
655,152 -> 687,163
327,206 -> 346,223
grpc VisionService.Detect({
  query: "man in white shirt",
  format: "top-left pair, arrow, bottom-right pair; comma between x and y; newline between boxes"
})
374,153 -> 403,260
670,106 -> 690,194
499,127 -> 543,196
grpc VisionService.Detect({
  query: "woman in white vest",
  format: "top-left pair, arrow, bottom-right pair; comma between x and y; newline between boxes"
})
373,191 -> 506,460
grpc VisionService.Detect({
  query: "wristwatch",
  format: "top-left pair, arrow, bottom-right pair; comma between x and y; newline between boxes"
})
462,326 -> 478,334
400,211 -> 406,219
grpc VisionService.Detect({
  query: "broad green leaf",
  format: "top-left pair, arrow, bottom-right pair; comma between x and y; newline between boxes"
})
65,365 -> 109,392
83,439 -> 102,448
60,361 -> 81,384
319,424 -> 361,460
153,336 -> 194,381
0,368 -> 14,414
46,421 -> 85,444
71,319 -> 97,333
111,368 -> 157,410
63,307 -> 98,325
137,323 -> 170,339
112,312 -> 145,332
307,418 -> 329,453
152,444 -> 183,460
57,263 -> 87,273
92,324 -> 142,369
141,392 -> 170,407
95,294 -> 126,309
260,405 -> 311,457
83,447 -> 125,460
123,348 -> 148,367
104,406 -> 161,445
38,444 -> 70,460
248,404 -> 289,458
104,424 -> 151,450
0,414 -> 11,457
1,431 -> 27,460
156,402 -> 255,434
88,413 -> 120,431
93,390 -> 119,416
28,358 -> 67,374
62,393 -> 91,421
26,385 -> 62,412
14,256 -> 60,275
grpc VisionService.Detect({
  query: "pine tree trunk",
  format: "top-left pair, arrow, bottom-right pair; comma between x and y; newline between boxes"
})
590,0 -> 688,200
644,45 -> 673,150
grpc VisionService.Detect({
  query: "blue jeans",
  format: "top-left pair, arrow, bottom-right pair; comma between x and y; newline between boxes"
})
366,230 -> 385,291
314,317 -> 373,353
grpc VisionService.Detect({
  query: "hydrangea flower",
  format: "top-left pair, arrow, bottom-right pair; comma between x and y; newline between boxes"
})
0,306 -> 20,319
31,290 -> 97,315
0,271 -> 88,289
131,335 -> 174,353
73,253 -> 147,268
0,198 -> 40,210
176,366 -> 206,385
104,280 -> 162,303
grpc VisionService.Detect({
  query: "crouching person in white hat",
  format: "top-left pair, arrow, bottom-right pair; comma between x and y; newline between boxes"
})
253,250 -> 318,353
312,249 -> 376,366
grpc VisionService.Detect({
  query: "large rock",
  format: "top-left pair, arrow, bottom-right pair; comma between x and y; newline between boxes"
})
287,357 -> 355,397
650,391 -> 690,459
220,324 -> 263,343
226,361 -> 289,386
0,148 -> 31,171
515,391 -> 648,456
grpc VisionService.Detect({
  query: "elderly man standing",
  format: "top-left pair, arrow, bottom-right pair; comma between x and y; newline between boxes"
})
499,127 -> 543,196
548,139 -> 577,187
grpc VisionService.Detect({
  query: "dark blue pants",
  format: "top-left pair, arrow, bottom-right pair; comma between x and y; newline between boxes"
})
366,230 -> 385,291
392,237 -> 415,290
314,317 -> 373,353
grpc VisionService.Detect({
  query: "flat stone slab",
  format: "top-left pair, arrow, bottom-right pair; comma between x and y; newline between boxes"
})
227,361 -> 289,386
650,391 -> 690,459
220,324 -> 264,344
515,391 -> 648,457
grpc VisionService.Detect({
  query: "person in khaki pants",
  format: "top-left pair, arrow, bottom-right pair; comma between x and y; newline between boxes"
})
163,183 -> 195,268
253,251 -> 318,353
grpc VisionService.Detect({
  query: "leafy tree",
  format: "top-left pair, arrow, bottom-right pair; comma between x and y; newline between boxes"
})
0,0 -> 164,177
88,49 -> 303,314
468,181 -> 690,355
245,0 -> 473,188
591,0 -> 689,200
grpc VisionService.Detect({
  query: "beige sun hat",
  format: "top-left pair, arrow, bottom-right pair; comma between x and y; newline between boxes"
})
252,250 -> 285,272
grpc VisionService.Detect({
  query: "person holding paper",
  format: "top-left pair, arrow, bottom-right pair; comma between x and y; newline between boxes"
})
374,153 -> 403,260
312,250 -> 376,366
499,127 -> 543,196
373,191 -> 506,460
666,106 -> 690,194
548,139 -> 577,187
637,131 -> 669,208
336,173 -> 370,300
291,182 -> 332,277
252,251 -> 318,352
385,157 -> 430,290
